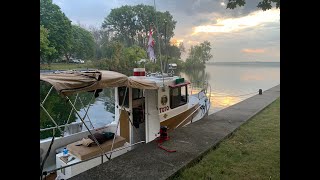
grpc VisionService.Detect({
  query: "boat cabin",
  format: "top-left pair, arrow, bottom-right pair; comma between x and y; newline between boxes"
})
114,68 -> 195,145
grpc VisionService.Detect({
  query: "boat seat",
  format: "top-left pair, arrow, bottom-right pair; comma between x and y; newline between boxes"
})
67,135 -> 126,160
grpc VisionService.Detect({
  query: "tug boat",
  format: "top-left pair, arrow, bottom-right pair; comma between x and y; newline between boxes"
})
40,66 -> 210,179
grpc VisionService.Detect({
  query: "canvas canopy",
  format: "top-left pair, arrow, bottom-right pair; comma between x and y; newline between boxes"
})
128,76 -> 158,90
40,70 -> 158,96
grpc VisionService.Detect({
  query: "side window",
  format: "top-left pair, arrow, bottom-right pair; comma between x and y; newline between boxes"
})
118,87 -> 129,107
170,85 -> 188,109
181,85 -> 187,103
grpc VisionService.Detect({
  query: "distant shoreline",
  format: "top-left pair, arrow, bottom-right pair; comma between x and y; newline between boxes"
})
207,61 -> 280,67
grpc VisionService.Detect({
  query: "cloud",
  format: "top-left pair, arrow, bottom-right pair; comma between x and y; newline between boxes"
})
242,49 -> 265,53
192,9 -> 280,34
52,0 -> 120,27
51,0 -> 280,62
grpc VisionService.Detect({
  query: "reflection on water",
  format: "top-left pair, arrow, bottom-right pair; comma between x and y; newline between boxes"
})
180,63 -> 280,114
40,81 -> 115,139
76,90 -> 115,131
40,63 -> 279,139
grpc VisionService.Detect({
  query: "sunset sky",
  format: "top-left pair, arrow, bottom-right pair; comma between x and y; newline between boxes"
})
52,0 -> 280,62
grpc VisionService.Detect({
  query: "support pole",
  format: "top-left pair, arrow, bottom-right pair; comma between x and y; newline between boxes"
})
65,96 -> 110,160
40,103 -> 64,135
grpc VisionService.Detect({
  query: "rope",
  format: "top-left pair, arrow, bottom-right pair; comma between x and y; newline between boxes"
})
157,142 -> 176,153
78,97 -> 95,129
156,136 -> 176,153
109,87 -> 145,159
108,86 -> 128,159
41,85 -> 53,105
64,93 -> 79,125
40,103 -> 64,135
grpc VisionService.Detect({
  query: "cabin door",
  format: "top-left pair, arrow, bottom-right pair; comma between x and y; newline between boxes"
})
131,88 -> 146,143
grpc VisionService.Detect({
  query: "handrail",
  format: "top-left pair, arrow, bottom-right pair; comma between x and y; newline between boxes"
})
40,121 -> 92,132
175,81 -> 212,129
174,104 -> 202,129
208,83 -> 212,107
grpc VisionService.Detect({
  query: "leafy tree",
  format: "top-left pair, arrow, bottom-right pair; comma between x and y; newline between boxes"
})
122,45 -> 147,64
199,41 -> 213,63
102,4 -> 177,50
185,41 -> 213,69
40,0 -> 72,62
102,5 -> 137,46
89,26 -> 111,60
69,25 -> 95,60
40,25 -> 56,63
167,45 -> 181,59
227,0 -> 280,11
178,42 -> 186,53
133,5 -> 156,47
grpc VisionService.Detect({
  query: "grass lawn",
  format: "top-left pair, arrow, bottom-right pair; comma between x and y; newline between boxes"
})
173,98 -> 280,180
40,63 -> 95,70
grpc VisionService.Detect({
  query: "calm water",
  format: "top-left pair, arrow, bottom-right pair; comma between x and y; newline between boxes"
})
181,62 -> 280,114
40,62 -> 279,139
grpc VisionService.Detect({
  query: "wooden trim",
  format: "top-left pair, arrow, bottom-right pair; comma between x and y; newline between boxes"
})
119,110 -> 130,143
160,104 -> 199,131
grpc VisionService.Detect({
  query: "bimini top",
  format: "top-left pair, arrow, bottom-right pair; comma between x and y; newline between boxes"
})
40,70 -> 158,96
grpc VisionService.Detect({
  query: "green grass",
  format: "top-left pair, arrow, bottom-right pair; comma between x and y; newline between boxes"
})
40,62 -> 96,70
173,98 -> 280,180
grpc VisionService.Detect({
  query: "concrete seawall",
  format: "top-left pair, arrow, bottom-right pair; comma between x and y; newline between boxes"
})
70,84 -> 280,180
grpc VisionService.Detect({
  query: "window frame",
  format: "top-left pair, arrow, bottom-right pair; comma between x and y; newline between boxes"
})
169,85 -> 188,109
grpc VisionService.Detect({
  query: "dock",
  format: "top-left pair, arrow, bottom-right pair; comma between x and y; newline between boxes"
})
70,84 -> 280,180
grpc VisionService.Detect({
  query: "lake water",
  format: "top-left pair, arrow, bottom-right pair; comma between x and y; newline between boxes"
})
40,62 -> 280,139
181,62 -> 280,114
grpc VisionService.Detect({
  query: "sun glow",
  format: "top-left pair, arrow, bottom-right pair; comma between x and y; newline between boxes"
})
192,9 -> 279,34
242,49 -> 265,53
170,39 -> 184,46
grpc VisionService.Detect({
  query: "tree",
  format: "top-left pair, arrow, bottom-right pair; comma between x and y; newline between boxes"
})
102,5 -> 137,46
226,0 -> 280,11
185,41 -> 213,69
102,5 -> 177,50
40,0 -> 72,62
178,42 -> 186,53
121,45 -> 147,72
167,45 -> 181,59
89,26 -> 111,60
40,25 -> 56,63
69,25 -> 95,60
199,41 -> 213,64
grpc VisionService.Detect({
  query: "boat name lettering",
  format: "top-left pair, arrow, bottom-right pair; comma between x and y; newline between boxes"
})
159,106 -> 169,113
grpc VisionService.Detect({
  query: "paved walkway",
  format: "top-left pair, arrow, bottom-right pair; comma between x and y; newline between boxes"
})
70,84 -> 280,180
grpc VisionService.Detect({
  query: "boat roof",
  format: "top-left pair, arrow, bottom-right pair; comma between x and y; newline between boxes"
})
40,70 -> 190,96
40,70 -> 159,96
132,74 -> 189,87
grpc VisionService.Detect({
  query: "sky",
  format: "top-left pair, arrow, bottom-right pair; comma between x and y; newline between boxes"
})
52,0 -> 280,62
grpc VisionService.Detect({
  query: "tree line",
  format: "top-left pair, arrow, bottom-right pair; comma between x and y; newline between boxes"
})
40,0 -> 213,70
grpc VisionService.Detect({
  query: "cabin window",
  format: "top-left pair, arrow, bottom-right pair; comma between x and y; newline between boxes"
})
132,88 -> 143,100
170,85 -> 188,109
118,87 -> 129,107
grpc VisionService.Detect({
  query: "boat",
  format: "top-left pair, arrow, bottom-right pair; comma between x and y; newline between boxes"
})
40,66 -> 211,179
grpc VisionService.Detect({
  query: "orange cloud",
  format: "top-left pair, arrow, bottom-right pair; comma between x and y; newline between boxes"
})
192,9 -> 280,34
170,39 -> 183,46
242,48 -> 265,53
